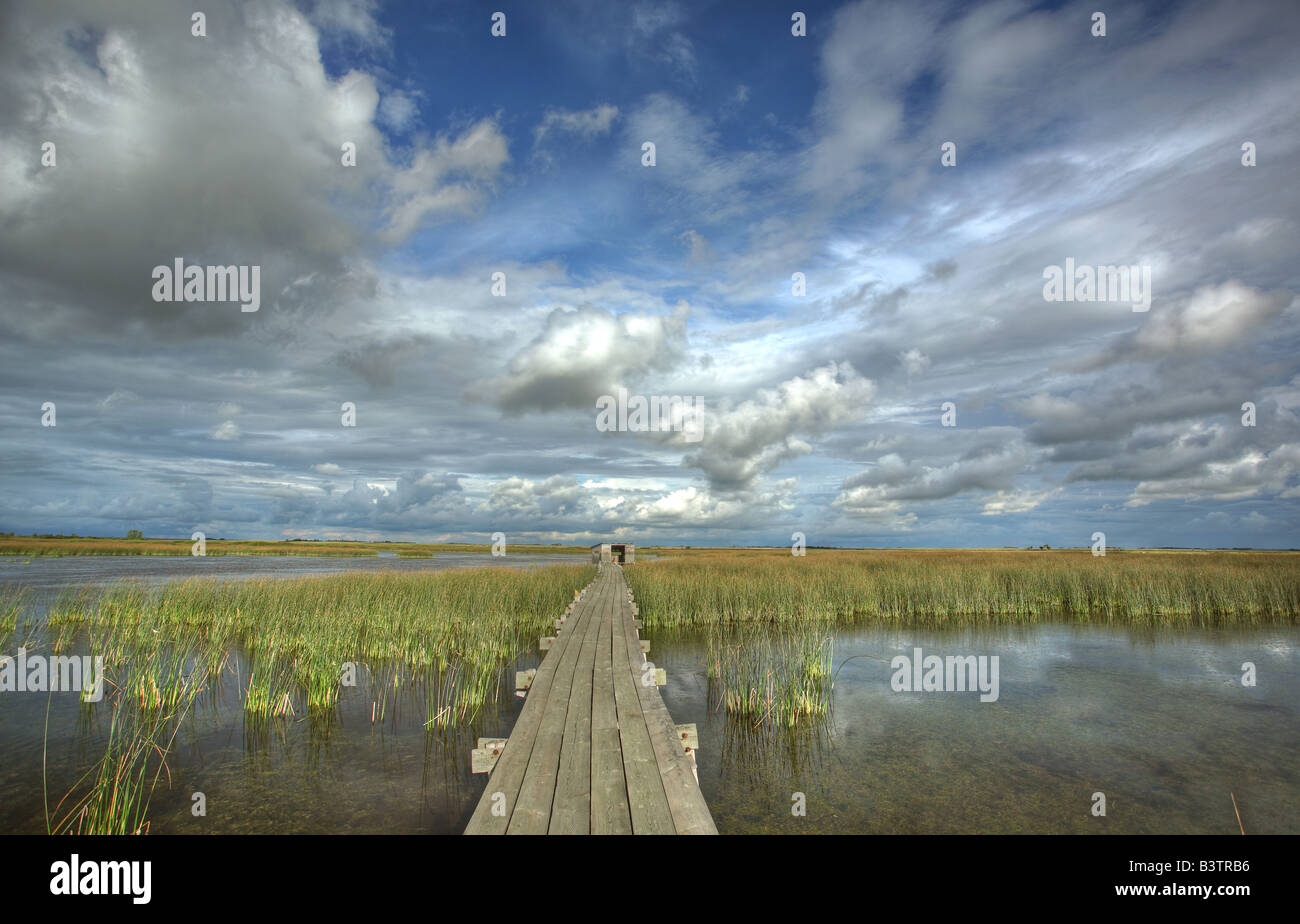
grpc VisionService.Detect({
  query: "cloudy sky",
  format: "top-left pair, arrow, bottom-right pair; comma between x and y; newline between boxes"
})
1,0 -> 1298,548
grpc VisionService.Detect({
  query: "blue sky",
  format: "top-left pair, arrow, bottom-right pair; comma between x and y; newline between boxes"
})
1,0 -> 1298,548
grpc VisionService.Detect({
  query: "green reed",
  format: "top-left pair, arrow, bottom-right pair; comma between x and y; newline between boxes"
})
626,549 -> 1300,629
706,622 -> 834,727
48,564 -> 594,726
631,549 -> 1299,726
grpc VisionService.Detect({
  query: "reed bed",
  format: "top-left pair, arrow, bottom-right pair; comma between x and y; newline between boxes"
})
49,564 -> 594,726
628,549 -> 1299,727
0,593 -> 24,648
625,549 -> 1300,629
36,563 -> 593,834
707,622 -> 833,727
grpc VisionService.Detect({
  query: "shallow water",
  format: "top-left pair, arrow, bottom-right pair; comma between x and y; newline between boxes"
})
661,625 -> 1299,834
0,558 -> 1295,834
0,551 -> 585,593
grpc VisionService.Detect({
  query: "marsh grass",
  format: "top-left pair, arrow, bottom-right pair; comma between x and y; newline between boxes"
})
0,592 -> 26,649
626,549 -> 1300,629
34,563 -> 594,833
46,644 -> 211,835
632,549 -> 1300,726
48,564 -> 594,726
707,622 -> 833,727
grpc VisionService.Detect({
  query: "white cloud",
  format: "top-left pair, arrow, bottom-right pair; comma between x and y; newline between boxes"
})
686,362 -> 875,490
534,104 -> 619,147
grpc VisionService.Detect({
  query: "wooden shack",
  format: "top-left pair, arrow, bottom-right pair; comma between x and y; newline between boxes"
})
591,541 -> 635,564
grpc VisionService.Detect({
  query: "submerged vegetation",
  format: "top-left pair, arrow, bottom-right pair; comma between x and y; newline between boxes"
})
626,549 -> 1300,628
28,563 -> 594,833
628,549 -> 1300,727
49,565 -> 595,724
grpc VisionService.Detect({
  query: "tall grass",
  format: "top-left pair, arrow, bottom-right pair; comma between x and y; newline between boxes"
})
629,549 -> 1299,727
46,642 -> 213,834
626,549 -> 1300,628
37,563 -> 594,834
49,564 -> 595,726
0,593 -> 25,649
707,622 -> 833,727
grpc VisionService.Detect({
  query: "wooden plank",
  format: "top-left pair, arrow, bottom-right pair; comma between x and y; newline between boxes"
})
610,573 -> 676,834
464,578 -> 594,834
507,585 -> 596,834
547,569 -> 607,834
465,563 -> 715,835
590,574 -> 632,834
614,567 -> 718,835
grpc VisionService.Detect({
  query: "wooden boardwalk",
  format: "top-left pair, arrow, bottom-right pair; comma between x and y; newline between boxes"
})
464,563 -> 716,834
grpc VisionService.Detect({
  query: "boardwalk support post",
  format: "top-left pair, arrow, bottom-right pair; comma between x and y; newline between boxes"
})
472,738 -> 507,774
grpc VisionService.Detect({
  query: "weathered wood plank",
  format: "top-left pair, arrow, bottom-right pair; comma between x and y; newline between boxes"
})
507,586 -> 595,834
614,570 -> 717,835
590,576 -> 632,834
610,580 -> 676,834
464,576 -> 593,834
547,570 -> 607,833
465,563 -> 715,835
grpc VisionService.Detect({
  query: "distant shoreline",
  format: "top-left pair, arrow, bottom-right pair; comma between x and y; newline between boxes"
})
0,536 -> 1294,556
0,537 -> 590,558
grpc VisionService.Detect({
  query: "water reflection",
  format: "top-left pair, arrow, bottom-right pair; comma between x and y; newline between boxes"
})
1,562 -> 1296,834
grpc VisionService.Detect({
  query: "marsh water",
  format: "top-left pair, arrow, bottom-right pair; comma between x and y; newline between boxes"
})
1,556 -> 1296,834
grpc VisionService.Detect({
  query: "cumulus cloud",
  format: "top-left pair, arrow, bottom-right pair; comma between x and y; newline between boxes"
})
835,438 -> 1033,523
982,487 -> 1059,516
0,0 -> 509,345
1133,281 -> 1292,357
487,302 -> 689,413
381,119 -> 510,241
685,362 -> 875,490
1124,444 -> 1300,507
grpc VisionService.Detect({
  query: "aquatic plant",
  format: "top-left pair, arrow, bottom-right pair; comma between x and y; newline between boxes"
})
706,622 -> 834,726
626,549 -> 1300,629
48,564 -> 595,727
